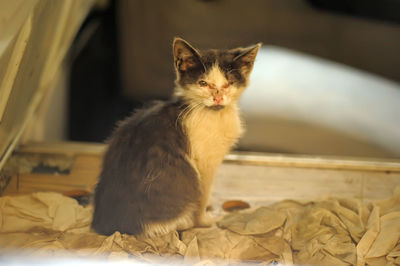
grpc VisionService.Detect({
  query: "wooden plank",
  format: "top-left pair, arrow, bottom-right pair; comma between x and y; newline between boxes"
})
225,151 -> 400,172
3,153 -> 400,213
2,154 -> 101,196
14,142 -> 400,172
3,142 -> 400,204
17,142 -> 106,156
212,164 -> 400,207
2,173 -> 18,195
214,164 -> 360,205
3,172 -> 94,196
70,155 -> 102,190
5,143 -> 400,197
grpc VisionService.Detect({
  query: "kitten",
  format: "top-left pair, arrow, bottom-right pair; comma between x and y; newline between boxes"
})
91,38 -> 261,237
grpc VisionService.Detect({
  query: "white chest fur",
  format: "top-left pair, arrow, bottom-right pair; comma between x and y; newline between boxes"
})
184,104 -> 243,177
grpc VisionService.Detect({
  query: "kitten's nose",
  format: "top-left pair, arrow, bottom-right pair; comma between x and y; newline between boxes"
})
212,89 -> 223,104
214,96 -> 222,104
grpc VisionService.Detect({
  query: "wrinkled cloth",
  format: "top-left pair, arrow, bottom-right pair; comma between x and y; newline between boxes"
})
0,189 -> 399,265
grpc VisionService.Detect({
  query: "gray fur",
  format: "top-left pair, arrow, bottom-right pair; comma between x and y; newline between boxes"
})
92,101 -> 200,235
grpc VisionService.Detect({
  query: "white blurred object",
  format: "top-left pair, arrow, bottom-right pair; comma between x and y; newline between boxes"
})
239,46 -> 400,158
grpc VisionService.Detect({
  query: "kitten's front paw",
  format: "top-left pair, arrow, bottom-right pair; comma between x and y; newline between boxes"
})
196,212 -> 215,227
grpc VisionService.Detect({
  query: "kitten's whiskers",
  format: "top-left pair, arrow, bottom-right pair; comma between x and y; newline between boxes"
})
176,101 -> 202,129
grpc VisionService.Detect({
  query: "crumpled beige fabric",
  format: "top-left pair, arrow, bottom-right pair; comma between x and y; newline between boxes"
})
0,188 -> 399,265
0,192 -> 92,233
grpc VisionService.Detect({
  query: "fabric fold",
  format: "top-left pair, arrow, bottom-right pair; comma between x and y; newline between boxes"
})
0,186 -> 399,265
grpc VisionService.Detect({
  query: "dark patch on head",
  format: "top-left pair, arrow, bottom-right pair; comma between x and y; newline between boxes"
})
218,50 -> 247,86
173,38 -> 205,86
176,50 -> 219,87
218,45 -> 261,86
200,50 -> 218,71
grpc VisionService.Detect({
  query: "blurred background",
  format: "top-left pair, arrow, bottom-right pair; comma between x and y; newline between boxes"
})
40,0 -> 400,158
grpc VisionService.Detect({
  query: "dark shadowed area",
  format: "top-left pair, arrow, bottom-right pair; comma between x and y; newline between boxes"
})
68,0 -> 400,158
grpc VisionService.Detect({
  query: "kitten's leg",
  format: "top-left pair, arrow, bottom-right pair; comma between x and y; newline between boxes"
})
196,211 -> 214,227
176,217 -> 195,231
175,205 -> 196,231
195,168 -> 217,227
143,209 -> 196,237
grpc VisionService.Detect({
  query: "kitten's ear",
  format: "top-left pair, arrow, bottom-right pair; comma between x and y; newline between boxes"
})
233,43 -> 262,75
173,38 -> 203,72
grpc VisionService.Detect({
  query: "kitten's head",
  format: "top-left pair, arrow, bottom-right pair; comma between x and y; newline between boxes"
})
173,38 -> 261,110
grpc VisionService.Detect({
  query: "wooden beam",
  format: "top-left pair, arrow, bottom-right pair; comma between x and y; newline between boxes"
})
225,152 -> 400,172
14,142 -> 400,172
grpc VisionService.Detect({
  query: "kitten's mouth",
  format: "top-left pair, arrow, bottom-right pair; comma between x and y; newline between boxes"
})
208,105 -> 225,111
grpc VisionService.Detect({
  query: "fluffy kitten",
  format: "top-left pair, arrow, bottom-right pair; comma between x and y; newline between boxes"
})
91,38 -> 260,237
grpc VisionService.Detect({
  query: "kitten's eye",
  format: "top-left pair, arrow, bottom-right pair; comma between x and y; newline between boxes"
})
198,80 -> 208,87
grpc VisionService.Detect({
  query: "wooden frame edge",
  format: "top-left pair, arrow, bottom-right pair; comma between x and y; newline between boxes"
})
13,142 -> 400,172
